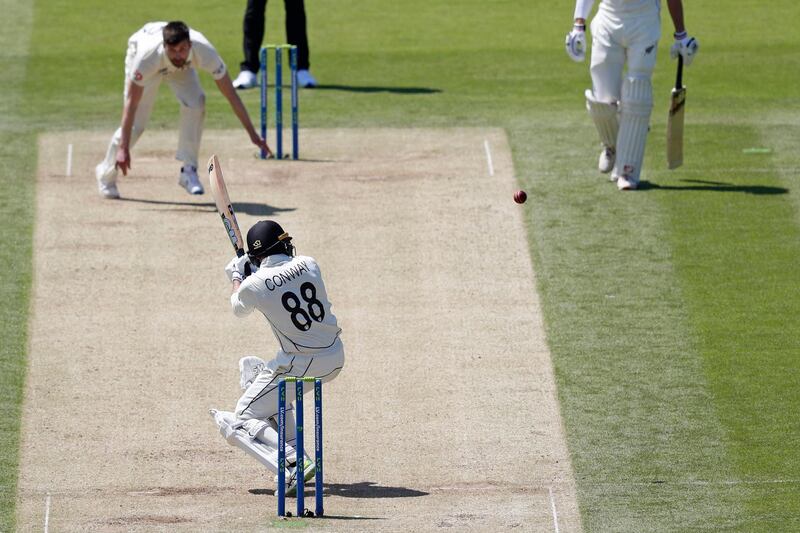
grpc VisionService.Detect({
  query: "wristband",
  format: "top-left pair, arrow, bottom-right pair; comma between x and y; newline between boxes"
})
674,30 -> 687,40
573,23 -> 586,31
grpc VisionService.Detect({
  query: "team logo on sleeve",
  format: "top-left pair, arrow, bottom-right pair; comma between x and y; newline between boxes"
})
134,71 -> 143,81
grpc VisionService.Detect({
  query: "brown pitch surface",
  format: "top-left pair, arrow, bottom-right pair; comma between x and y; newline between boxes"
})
17,129 -> 581,532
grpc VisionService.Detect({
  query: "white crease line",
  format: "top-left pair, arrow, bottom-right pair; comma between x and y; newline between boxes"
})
66,144 -> 73,177
548,486 -> 560,533
594,479 -> 800,486
44,493 -> 51,533
483,139 -> 494,177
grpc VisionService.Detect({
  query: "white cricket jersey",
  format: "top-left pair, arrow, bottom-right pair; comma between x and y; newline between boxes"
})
231,254 -> 342,355
600,0 -> 660,14
127,22 -> 227,87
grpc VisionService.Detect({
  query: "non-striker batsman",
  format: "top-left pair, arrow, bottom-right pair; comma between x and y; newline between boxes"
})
565,0 -> 699,190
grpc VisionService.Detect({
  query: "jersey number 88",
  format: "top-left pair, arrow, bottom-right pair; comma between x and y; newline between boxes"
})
281,282 -> 325,331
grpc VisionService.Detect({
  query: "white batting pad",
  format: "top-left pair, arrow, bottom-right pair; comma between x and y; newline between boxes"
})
585,89 -> 619,149
210,409 -> 281,473
613,76 -> 653,184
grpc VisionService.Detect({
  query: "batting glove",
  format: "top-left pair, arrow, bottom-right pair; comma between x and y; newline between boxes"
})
225,255 -> 253,282
565,24 -> 587,62
670,32 -> 699,66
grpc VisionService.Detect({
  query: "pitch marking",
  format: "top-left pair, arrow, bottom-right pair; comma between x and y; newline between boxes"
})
44,493 -> 51,533
548,486 -> 560,533
483,139 -> 495,177
66,144 -> 73,177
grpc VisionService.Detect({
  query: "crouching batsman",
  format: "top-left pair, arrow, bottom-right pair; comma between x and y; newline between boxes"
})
211,220 -> 344,494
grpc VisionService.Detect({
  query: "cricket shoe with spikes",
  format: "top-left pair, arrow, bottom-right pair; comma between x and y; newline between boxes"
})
616,175 -> 639,191
599,146 -> 616,175
179,165 -> 204,195
278,457 -> 316,496
96,163 -> 120,199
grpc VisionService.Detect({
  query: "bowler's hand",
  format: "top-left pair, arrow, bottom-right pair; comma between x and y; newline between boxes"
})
115,147 -> 131,176
252,136 -> 273,159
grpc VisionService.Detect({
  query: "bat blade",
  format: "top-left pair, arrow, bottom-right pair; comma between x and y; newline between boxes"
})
666,56 -> 686,169
667,86 -> 686,169
207,154 -> 246,257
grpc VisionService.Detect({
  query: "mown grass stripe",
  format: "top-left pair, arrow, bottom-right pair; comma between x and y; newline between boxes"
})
0,0 -> 34,529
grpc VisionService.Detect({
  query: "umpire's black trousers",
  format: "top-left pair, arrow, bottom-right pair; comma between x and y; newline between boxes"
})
241,0 -> 311,73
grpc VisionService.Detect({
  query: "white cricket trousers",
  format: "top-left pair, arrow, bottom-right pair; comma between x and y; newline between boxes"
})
236,338 -> 345,421
589,4 -> 661,103
99,30 -> 206,177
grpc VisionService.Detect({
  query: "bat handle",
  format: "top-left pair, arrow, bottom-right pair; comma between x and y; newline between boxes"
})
676,55 -> 683,90
235,248 -> 252,278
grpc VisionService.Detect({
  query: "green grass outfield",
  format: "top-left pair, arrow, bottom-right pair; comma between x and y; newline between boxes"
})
2,0 -> 799,530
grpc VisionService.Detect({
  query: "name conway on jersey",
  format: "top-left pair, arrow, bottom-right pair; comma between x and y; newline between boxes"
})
232,254 -> 341,354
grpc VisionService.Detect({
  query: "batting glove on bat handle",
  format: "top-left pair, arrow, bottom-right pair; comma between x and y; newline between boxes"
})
670,33 -> 699,66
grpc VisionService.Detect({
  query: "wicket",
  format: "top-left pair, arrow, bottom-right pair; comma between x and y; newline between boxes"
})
277,377 -> 323,518
260,45 -> 299,160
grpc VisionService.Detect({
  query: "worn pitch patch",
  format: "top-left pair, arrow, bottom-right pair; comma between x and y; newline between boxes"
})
18,129 -> 581,532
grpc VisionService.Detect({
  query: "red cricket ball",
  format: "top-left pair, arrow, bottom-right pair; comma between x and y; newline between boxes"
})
514,190 -> 527,204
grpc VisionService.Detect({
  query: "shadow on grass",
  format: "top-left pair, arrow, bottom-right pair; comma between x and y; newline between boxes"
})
250,481 -> 428,499
638,179 -> 789,195
118,197 -> 295,215
312,84 -> 441,94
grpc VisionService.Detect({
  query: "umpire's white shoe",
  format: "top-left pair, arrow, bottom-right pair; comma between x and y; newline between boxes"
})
233,70 -> 258,90
179,166 -> 204,195
296,69 -> 317,88
599,146 -> 616,175
95,163 -> 120,199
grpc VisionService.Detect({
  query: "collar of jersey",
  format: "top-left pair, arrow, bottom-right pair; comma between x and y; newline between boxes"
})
262,254 -> 291,268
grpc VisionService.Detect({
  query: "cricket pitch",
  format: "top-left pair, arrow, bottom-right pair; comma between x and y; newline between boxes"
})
17,128 -> 581,531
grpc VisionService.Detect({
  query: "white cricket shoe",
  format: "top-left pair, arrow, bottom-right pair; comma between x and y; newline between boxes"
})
233,70 -> 258,90
282,457 -> 316,497
616,175 -> 639,191
179,166 -> 204,195
599,146 -> 615,175
296,69 -> 317,88
95,163 -> 120,199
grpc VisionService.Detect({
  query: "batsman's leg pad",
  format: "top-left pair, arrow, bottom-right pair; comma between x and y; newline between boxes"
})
241,417 -> 299,465
210,409 -> 281,473
585,89 -> 619,149
613,76 -> 653,184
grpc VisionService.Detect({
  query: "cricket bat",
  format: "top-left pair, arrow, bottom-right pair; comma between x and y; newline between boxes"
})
666,55 -> 686,169
207,154 -> 246,257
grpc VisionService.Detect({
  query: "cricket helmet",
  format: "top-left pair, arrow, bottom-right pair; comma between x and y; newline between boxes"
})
246,220 -> 294,262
